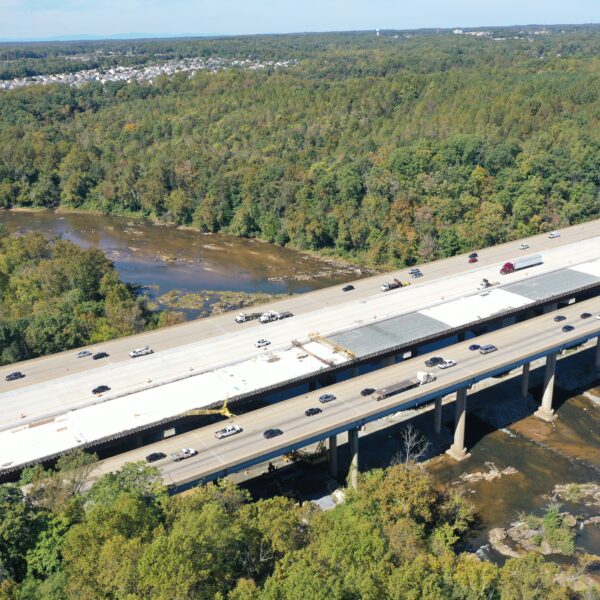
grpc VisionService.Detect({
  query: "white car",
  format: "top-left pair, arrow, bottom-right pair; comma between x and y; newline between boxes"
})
438,359 -> 457,369
75,350 -> 92,358
215,424 -> 242,439
129,346 -> 153,358
519,243 -> 529,250
548,231 -> 560,239
255,339 -> 271,348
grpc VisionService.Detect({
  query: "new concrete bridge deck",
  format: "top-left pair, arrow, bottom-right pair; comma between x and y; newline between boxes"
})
1,220 -> 600,472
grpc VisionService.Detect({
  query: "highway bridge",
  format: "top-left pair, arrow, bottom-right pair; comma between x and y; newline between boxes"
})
89,295 -> 600,490
1,220 -> 600,474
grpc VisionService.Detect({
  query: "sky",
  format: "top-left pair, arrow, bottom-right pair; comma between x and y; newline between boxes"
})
1,0 -> 599,41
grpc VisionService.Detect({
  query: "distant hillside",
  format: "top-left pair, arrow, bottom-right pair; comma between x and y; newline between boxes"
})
2,28 -> 600,266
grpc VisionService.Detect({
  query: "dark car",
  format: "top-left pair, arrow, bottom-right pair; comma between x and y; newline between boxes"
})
263,428 -> 283,439
305,407 -> 322,417
360,387 -> 375,397
581,312 -> 592,319
92,385 -> 110,395
553,315 -> 566,322
145,452 -> 166,463
468,257 -> 478,263
411,271 -> 424,278
5,371 -> 24,382
408,268 -> 421,275
318,393 -> 337,404
468,252 -> 478,259
342,284 -> 355,292
562,325 -> 574,332
92,352 -> 109,360
469,344 -> 481,351
424,356 -> 444,368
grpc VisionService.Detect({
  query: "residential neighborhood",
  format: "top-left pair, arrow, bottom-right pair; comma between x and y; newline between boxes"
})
0,55 -> 296,90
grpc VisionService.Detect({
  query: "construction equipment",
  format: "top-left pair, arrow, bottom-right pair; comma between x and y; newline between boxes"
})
185,397 -> 236,419
284,440 -> 327,465
308,332 -> 356,359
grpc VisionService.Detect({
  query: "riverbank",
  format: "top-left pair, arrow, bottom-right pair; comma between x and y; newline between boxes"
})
2,207 -> 379,282
0,209 -> 366,317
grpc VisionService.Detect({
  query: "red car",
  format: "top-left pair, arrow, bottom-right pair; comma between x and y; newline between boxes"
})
468,257 -> 478,263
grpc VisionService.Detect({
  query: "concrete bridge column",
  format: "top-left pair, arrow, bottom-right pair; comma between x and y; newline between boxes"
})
503,316 -> 516,327
349,365 -> 360,377
381,355 -> 395,367
347,428 -> 359,489
457,331 -> 466,343
521,362 -> 530,399
543,303 -> 558,315
535,352 -> 557,421
446,388 -> 471,461
595,337 -> 600,371
434,397 -> 443,434
328,435 -> 338,479
308,380 -> 317,392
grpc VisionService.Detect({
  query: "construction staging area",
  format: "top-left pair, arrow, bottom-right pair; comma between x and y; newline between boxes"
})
1,220 -> 600,475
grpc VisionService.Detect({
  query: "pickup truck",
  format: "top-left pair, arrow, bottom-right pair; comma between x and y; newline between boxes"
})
170,448 -> 198,462
215,424 -> 242,439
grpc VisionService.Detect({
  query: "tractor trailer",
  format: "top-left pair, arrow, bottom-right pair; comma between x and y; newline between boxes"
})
500,254 -> 542,275
374,371 -> 436,401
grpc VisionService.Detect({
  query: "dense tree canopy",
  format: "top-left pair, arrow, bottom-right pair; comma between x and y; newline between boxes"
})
2,28 -> 600,267
0,456 -> 591,599
0,229 -> 157,364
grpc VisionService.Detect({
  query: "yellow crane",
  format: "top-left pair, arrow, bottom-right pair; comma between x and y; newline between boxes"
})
184,397 -> 236,419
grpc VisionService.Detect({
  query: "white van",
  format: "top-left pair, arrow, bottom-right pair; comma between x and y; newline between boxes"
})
548,231 -> 560,239
129,346 -> 153,358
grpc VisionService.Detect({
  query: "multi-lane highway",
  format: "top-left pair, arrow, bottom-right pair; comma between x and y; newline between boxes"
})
89,296 -> 600,488
1,218 -> 598,389
2,220 -> 600,473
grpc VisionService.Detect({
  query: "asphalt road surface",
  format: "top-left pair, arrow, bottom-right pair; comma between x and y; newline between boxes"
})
89,295 -> 600,488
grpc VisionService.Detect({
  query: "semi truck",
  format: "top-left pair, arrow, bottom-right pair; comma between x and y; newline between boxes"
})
235,312 -> 262,323
381,279 -> 410,292
500,254 -> 542,275
374,371 -> 436,401
259,310 -> 293,323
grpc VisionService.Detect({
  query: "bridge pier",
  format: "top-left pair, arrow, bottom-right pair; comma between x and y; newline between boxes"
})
521,362 -> 530,399
434,397 -> 443,434
457,331 -> 465,343
595,337 -> 600,371
503,316 -> 516,327
308,380 -> 317,392
446,388 -> 471,461
347,428 -> 359,489
535,352 -> 557,421
543,303 -> 558,315
349,365 -> 360,378
381,355 -> 395,367
328,435 -> 338,479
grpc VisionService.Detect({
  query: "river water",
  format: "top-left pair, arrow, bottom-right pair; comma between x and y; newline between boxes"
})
0,210 -> 358,311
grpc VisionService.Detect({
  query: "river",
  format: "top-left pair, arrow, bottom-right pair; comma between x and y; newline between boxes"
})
0,210 -> 360,316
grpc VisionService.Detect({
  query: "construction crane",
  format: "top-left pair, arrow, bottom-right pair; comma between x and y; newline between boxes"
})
308,332 -> 356,359
184,397 -> 236,419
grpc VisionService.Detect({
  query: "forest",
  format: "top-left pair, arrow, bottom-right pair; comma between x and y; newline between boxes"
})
0,229 -> 179,365
2,27 -> 600,266
0,451 -> 589,600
